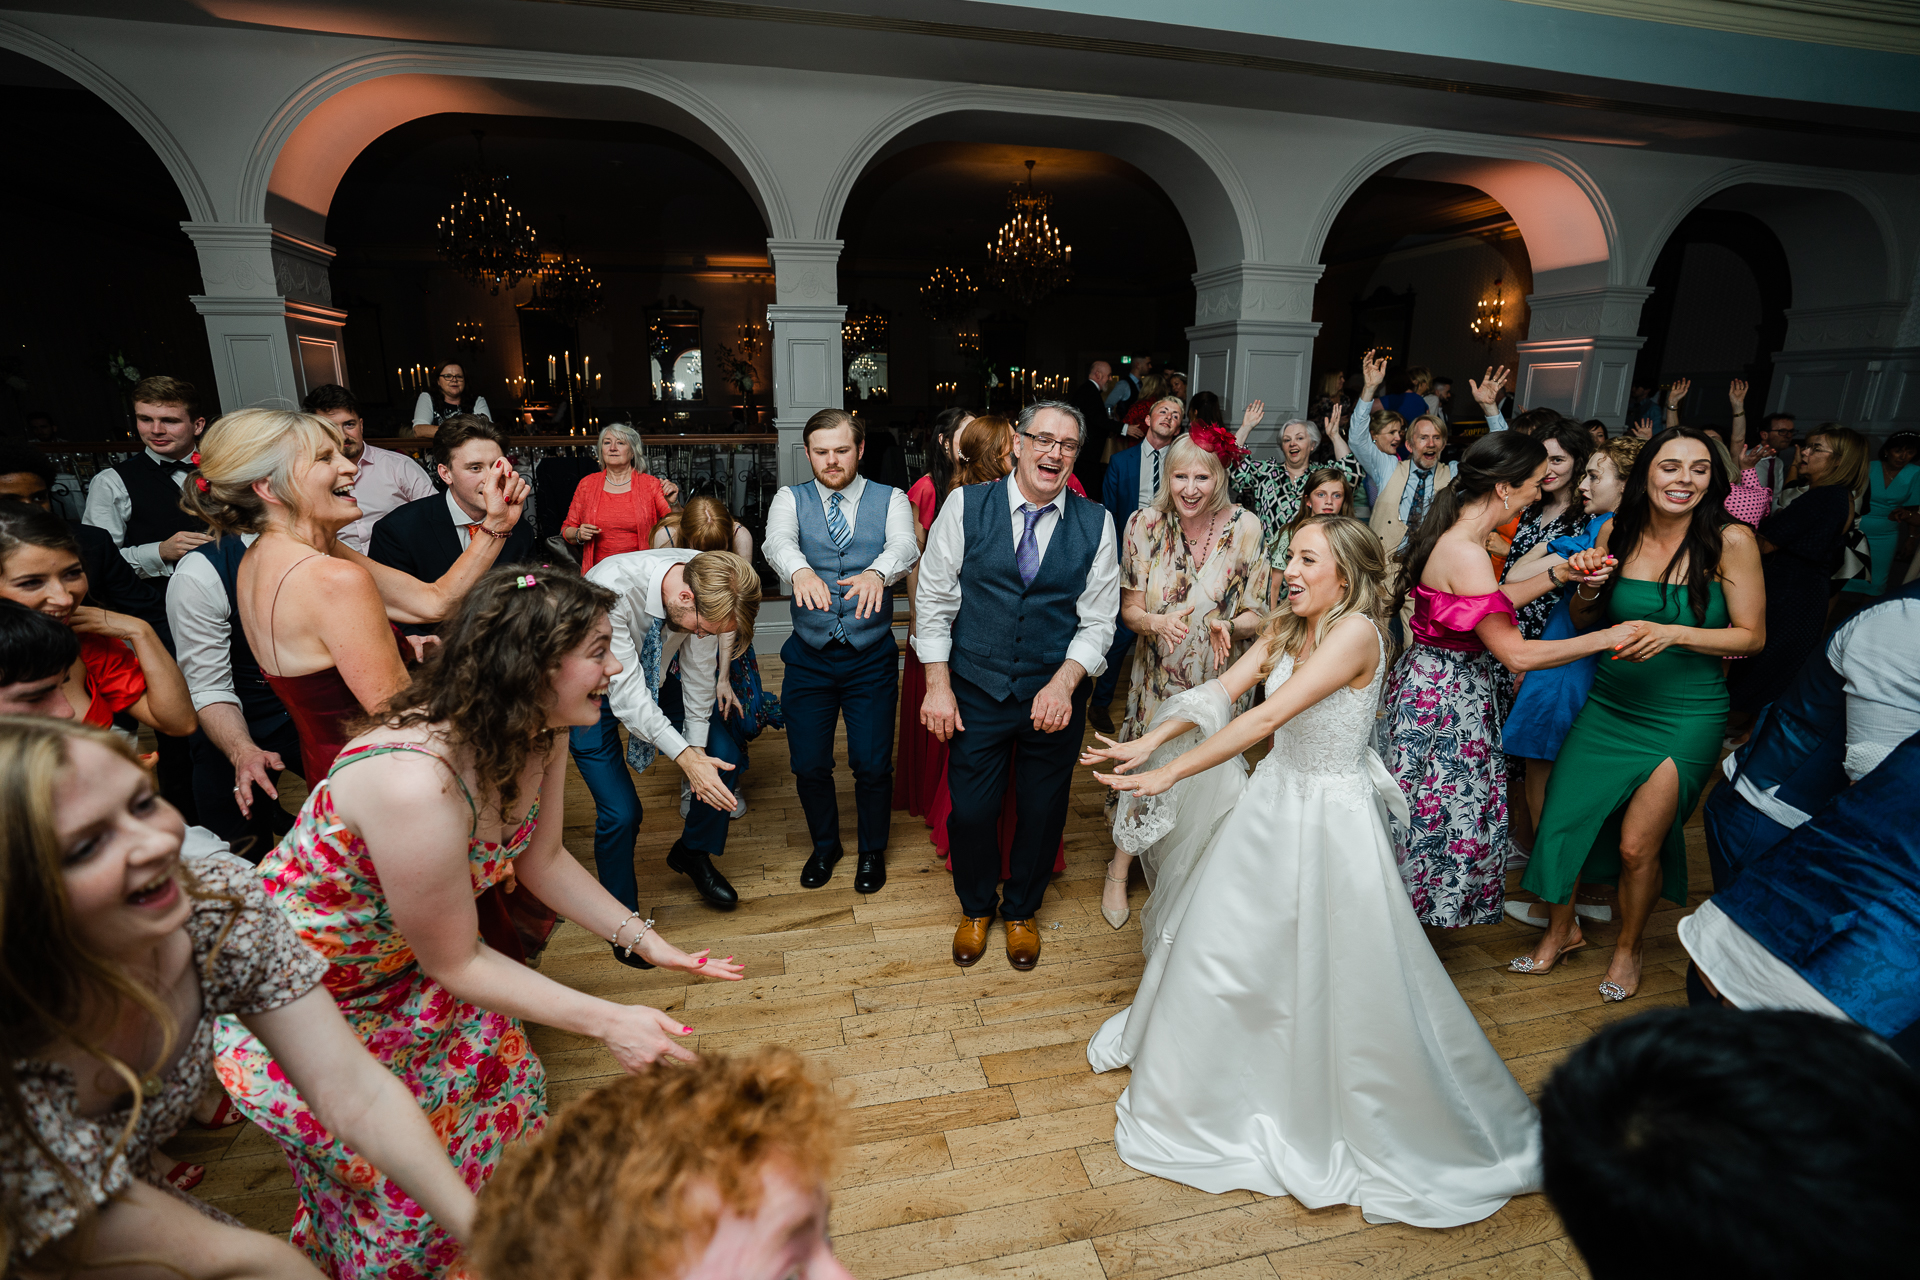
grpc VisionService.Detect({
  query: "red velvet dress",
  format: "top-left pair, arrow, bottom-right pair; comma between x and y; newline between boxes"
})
896,474 -> 1076,876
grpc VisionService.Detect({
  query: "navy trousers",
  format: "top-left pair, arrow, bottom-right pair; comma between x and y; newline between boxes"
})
945,671 -> 1088,920
781,632 -> 899,859
568,677 -> 751,912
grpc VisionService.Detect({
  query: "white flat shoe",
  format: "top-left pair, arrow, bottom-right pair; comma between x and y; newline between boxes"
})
1505,899 -> 1613,927
1100,873 -> 1130,930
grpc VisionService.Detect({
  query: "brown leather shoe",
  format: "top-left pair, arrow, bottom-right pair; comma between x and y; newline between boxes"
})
952,915 -> 994,968
1003,918 -> 1040,971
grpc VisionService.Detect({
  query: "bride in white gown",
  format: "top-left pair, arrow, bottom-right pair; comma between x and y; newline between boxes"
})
1082,516 -> 1542,1228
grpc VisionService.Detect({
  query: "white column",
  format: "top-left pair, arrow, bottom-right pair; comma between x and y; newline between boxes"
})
1513,286 -> 1652,427
1185,263 -> 1321,456
1769,302 -> 1917,441
766,239 -> 846,488
180,222 -> 350,413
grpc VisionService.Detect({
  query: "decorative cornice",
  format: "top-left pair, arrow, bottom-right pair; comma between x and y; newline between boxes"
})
1524,285 -> 1654,339
1191,263 -> 1323,325
1782,301 -> 1907,351
1508,1 -> 1920,56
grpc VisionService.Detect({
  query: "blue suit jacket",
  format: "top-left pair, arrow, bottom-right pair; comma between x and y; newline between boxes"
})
1716,729 -> 1920,1041
1102,444 -> 1143,542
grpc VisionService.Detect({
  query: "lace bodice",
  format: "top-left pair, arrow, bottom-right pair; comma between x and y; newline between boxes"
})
1258,623 -> 1387,798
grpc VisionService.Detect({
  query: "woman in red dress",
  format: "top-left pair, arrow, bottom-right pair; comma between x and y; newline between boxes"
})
560,424 -> 673,572
0,501 -> 194,735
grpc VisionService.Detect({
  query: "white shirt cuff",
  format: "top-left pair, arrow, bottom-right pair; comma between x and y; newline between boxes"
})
912,634 -> 952,664
1066,639 -> 1108,679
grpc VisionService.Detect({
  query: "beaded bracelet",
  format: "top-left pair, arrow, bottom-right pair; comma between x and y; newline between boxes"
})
612,910 -> 656,960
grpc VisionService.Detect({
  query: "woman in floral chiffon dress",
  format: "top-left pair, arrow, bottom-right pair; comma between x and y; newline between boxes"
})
215,567 -> 743,1278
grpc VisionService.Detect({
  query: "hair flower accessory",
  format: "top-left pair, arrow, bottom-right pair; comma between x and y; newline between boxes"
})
513,573 -> 540,589
195,476 -> 210,492
1188,422 -> 1251,467
189,451 -> 201,466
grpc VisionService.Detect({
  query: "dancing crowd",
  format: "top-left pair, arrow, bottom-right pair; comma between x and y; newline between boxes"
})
1,361 -> 1914,1278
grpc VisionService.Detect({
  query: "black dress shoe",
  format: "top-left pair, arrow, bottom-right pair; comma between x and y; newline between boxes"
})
1089,704 -> 1115,734
799,845 -> 842,890
853,851 -> 886,894
667,841 -> 738,910
610,940 -> 655,970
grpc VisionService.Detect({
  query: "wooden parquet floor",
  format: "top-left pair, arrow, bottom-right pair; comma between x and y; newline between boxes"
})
172,653 -> 1715,1278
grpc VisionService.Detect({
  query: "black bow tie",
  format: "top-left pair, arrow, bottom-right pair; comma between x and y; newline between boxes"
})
159,459 -> 194,473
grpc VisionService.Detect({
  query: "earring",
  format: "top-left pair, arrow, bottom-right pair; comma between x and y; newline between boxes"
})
1502,496 -> 1510,511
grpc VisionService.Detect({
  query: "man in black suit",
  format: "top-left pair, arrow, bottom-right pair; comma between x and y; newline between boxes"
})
369,414 -> 536,632
1069,358 -> 1116,497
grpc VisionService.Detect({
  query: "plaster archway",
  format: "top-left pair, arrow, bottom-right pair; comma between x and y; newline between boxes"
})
248,53 -> 792,241
1306,138 -> 1618,296
0,18 -> 213,221
818,89 -> 1259,274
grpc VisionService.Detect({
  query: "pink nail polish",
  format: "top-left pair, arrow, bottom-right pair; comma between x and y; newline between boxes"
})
698,957 -> 707,965
682,1026 -> 693,1034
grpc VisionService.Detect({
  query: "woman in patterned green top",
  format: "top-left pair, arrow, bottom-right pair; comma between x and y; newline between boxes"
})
1229,400 -> 1365,560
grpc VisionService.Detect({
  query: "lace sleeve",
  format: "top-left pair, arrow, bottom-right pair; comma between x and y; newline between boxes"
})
1110,681 -> 1234,854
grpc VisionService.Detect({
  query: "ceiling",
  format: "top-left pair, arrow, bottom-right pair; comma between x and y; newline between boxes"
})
1320,176 -> 1523,267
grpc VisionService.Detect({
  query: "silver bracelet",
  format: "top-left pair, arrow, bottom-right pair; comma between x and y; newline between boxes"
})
612,910 -> 656,960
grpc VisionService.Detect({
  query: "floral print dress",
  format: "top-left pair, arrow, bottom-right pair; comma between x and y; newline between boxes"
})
214,743 -> 545,1280
1118,506 -> 1267,744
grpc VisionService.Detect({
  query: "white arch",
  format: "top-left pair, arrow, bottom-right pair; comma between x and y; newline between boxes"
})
1629,164 -> 1903,306
240,47 -> 794,240
1303,133 -> 1620,289
0,17 -> 214,222
814,85 -> 1261,270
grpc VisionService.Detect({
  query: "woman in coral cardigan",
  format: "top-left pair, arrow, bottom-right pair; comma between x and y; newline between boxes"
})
560,423 -> 673,571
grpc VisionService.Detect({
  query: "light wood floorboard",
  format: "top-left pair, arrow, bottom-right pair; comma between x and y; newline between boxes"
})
178,652 -> 1703,1276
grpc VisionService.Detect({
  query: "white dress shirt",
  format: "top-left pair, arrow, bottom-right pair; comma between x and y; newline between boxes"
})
1727,596 -> 1920,822
338,445 -> 436,554
83,447 -> 191,578
443,488 -> 486,550
1137,440 -> 1171,510
585,548 -> 721,760
1680,900 -> 1850,1022
762,473 -> 919,590
912,476 -> 1120,679
165,533 -> 259,712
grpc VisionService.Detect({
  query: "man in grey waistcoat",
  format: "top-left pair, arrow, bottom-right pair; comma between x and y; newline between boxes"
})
915,400 -> 1120,971
764,408 -> 920,894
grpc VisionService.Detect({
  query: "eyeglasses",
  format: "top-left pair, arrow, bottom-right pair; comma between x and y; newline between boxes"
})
440,374 -> 466,383
1800,444 -> 1833,456
1021,432 -> 1081,457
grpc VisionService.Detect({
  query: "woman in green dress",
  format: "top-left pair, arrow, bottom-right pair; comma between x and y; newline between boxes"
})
1840,431 -> 1919,599
1511,427 -> 1764,1003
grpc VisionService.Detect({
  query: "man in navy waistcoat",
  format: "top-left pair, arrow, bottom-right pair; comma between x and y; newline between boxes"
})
764,409 -> 920,894
915,401 -> 1120,971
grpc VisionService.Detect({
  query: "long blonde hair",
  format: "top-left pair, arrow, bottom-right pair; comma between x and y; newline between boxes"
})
1808,424 -> 1869,514
0,718 -> 233,1265
1257,516 -> 1393,679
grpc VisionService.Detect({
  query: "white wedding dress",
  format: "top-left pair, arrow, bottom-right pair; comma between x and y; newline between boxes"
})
1087,624 -> 1541,1228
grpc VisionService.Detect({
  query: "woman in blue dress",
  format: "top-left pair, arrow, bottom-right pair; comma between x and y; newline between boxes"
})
1499,436 -> 1642,925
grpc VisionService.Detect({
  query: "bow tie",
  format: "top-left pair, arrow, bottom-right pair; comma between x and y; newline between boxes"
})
160,459 -> 194,473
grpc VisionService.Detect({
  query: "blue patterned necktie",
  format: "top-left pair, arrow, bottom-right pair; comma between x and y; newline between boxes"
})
1016,503 -> 1046,587
622,613 -> 667,774
826,490 -> 852,641
1151,447 -> 1162,496
1407,465 -> 1433,533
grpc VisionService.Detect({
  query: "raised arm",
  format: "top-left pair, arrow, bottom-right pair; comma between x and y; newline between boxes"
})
1665,377 -> 1690,427
333,458 -> 529,625
1235,398 -> 1266,448
1325,401 -> 1351,459
1728,379 -> 1749,450
1469,366 -> 1511,430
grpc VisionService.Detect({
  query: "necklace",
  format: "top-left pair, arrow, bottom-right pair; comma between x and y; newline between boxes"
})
1181,510 -> 1223,567
603,469 -> 632,490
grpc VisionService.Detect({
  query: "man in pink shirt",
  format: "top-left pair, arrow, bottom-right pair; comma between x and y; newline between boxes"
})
304,384 -> 436,553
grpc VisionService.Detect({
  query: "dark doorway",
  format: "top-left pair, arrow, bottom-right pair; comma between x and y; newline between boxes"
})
1635,210 -> 1791,419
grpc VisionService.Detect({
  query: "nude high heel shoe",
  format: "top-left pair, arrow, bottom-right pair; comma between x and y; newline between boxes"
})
1101,872 -> 1131,930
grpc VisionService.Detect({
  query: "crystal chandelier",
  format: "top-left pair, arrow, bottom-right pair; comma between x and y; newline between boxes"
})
986,161 -> 1071,309
535,252 -> 604,323
1470,278 -> 1507,348
919,266 -> 979,326
437,132 -> 540,295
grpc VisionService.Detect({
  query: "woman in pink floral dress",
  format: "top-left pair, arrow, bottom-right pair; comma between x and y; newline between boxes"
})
215,566 -> 744,1278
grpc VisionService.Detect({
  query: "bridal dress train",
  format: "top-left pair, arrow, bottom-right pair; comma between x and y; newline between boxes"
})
1087,624 -> 1542,1228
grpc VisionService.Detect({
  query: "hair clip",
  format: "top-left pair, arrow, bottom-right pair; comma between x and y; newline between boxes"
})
195,476 -> 210,492
189,451 -> 201,466
514,573 -> 539,589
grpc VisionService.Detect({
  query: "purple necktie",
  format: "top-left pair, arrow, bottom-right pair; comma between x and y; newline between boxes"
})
1016,503 -> 1046,586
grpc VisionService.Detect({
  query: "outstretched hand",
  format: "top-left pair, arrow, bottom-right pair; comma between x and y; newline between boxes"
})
1239,399 -> 1265,432
1361,350 -> 1389,391
1728,378 -> 1749,412
1079,731 -> 1152,773
1667,376 -> 1691,409
636,929 -> 746,981
1469,365 -> 1510,408
1096,763 -> 1176,799
1629,417 -> 1655,440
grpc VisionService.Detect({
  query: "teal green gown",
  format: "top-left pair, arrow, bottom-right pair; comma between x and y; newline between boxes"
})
1523,578 -> 1728,907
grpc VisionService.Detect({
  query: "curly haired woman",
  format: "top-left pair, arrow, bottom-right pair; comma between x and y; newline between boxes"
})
213,566 -> 745,1278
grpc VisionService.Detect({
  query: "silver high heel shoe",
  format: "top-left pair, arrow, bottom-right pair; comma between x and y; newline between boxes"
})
1101,872 -> 1130,929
